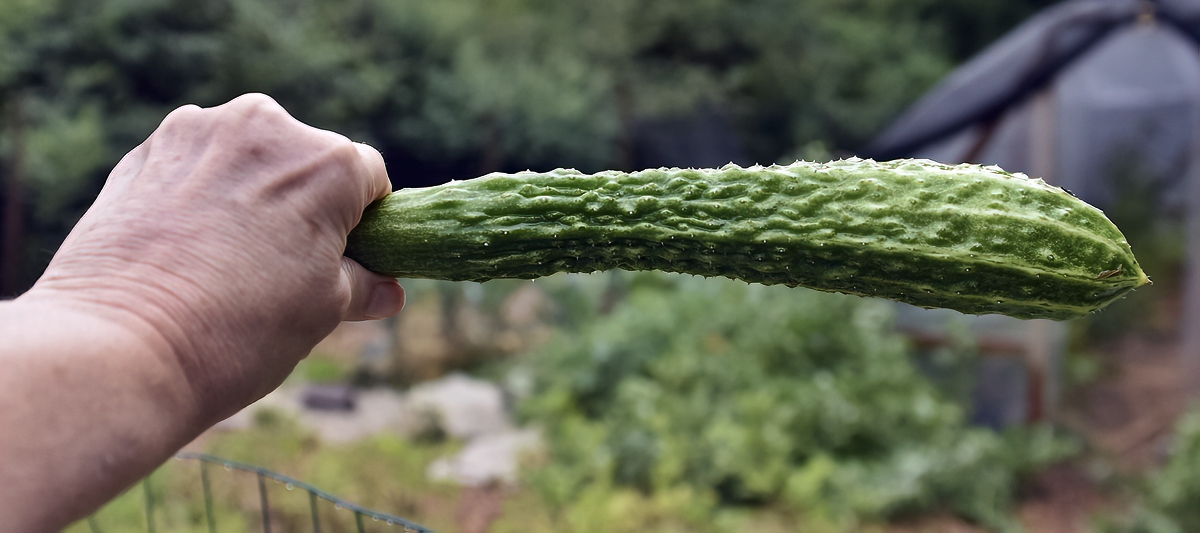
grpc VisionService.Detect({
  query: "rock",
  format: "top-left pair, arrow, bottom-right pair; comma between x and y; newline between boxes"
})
213,387 -> 415,443
210,372 -> 541,485
428,428 -> 542,487
406,373 -> 513,440
304,388 -> 415,443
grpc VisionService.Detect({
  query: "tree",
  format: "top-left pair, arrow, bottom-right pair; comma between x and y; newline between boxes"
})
0,0 -> 1060,294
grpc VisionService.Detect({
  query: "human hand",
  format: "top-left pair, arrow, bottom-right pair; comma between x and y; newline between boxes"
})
23,94 -> 404,423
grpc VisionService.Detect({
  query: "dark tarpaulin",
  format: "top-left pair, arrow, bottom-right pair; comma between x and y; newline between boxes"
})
867,0 -> 1200,212
865,0 -> 1145,162
867,0 -> 1200,406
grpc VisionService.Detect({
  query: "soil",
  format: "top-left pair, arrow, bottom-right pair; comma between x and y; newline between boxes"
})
1017,464 -> 1111,533
888,326 -> 1189,533
1065,334 -> 1187,472
453,485 -> 508,533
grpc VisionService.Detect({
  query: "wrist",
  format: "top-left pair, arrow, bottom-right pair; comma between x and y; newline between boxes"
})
0,296 -> 211,530
25,250 -> 313,424
15,286 -> 210,427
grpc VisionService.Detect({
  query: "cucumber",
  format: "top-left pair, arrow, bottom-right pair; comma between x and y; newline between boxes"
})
345,158 -> 1149,320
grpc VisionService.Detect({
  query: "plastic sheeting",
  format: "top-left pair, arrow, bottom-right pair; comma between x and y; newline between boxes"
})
868,0 -> 1145,162
862,0 -> 1200,414
912,20 -> 1200,212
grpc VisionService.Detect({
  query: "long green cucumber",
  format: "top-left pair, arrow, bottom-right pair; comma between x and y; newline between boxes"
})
345,158 -> 1149,320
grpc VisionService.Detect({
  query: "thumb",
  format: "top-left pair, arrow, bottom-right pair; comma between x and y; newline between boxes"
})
341,257 -> 405,321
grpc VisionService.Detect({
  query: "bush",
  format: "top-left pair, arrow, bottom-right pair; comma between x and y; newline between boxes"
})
1100,404 -> 1200,533
519,273 -> 1075,532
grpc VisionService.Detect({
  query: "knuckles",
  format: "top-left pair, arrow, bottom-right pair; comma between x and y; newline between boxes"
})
327,138 -> 366,172
218,93 -> 298,131
224,92 -> 285,114
156,94 -> 359,169
158,94 -> 297,141
147,94 -> 371,215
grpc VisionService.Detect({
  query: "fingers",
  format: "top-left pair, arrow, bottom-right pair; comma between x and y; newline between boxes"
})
216,95 -> 391,206
340,257 -> 405,321
330,142 -> 391,233
171,93 -> 402,322
355,143 -> 392,205
200,94 -> 392,229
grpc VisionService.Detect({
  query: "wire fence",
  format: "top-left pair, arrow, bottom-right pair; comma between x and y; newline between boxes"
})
85,452 -> 433,533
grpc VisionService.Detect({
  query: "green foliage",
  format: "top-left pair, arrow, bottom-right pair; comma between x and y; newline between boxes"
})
24,101 -> 107,223
68,409 -> 462,533
1100,404 -> 1200,533
911,0 -> 1062,62
1,0 -> 1061,292
519,273 -> 1076,532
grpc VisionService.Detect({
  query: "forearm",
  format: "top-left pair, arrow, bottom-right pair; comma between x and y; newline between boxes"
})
0,94 -> 401,531
0,296 -> 203,532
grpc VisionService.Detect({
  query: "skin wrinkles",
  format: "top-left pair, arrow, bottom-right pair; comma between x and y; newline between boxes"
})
0,94 -> 405,532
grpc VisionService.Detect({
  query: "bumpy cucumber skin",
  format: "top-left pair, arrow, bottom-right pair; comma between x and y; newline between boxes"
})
345,158 -> 1149,320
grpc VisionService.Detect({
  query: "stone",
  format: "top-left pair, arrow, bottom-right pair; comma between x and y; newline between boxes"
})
428,428 -> 542,487
406,373 -> 513,440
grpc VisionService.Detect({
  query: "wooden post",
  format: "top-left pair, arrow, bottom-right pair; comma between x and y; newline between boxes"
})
1181,90 -> 1200,397
1026,86 -> 1067,420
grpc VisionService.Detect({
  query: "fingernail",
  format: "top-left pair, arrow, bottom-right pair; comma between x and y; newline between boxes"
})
365,281 -> 403,319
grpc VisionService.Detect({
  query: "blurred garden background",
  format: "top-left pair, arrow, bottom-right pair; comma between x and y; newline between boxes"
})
5,0 -> 1200,531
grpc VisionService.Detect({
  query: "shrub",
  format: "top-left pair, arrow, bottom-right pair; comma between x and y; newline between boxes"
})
520,273 -> 1074,532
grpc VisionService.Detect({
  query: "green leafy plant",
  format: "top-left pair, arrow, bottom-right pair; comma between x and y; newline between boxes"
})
68,409 -> 463,533
1099,404 -> 1200,533
518,273 -> 1076,532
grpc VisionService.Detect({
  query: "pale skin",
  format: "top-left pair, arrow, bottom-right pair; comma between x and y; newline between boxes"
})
0,94 -> 406,532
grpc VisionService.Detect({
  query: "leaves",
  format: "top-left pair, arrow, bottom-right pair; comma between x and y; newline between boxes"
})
519,273 -> 1075,531
2,0 -> 1059,291
1102,404 -> 1200,533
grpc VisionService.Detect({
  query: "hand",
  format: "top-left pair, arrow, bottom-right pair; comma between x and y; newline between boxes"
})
24,93 -> 405,422
1,94 -> 405,531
